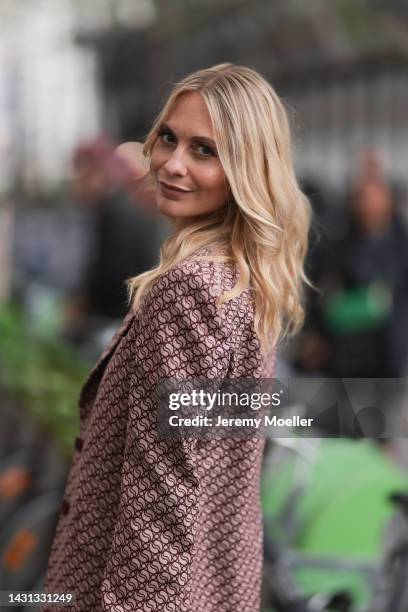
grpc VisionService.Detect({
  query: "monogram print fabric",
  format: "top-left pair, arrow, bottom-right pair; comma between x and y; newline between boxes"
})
42,246 -> 276,611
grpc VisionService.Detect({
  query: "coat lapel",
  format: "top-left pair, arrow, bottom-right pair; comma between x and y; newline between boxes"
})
79,310 -> 135,418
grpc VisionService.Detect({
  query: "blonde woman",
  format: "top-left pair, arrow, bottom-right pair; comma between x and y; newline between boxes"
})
43,64 -> 311,612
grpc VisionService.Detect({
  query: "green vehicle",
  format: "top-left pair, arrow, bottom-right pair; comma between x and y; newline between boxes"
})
261,436 -> 408,611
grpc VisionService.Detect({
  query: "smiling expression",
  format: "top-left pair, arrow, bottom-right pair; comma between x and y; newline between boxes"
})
150,92 -> 229,220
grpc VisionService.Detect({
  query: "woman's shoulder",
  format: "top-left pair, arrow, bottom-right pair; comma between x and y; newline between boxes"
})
173,246 -> 236,293
147,244 -> 254,321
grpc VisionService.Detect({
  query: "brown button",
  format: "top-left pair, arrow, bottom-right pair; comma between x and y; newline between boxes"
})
74,437 -> 84,452
60,499 -> 70,515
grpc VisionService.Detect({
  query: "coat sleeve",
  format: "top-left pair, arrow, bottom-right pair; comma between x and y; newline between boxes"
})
100,263 -> 239,612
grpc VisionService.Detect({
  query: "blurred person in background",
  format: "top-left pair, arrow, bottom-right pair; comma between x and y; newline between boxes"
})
64,138 -> 159,348
297,149 -> 408,378
114,141 -> 158,211
42,63 -> 311,612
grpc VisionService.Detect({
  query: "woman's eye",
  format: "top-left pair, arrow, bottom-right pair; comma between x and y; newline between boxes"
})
197,144 -> 215,157
159,130 -> 175,145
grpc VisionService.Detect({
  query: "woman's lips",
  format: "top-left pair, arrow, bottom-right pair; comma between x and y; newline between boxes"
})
159,181 -> 192,194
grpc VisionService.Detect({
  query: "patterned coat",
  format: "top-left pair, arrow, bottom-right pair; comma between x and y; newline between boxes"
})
42,244 -> 276,612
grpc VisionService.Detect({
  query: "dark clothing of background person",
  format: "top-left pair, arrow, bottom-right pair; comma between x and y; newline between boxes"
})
81,191 -> 158,320
319,213 -> 408,378
295,208 -> 408,439
294,180 -> 340,375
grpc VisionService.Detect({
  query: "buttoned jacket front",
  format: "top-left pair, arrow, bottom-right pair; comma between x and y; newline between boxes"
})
43,245 -> 276,612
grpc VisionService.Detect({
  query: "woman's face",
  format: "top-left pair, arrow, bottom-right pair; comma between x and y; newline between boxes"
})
150,92 -> 229,219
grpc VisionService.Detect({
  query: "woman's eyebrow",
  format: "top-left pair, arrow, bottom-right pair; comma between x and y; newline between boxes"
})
160,123 -> 175,135
190,136 -> 217,148
162,123 -> 216,148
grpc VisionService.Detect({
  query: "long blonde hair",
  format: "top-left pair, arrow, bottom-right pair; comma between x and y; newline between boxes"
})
128,63 -> 312,355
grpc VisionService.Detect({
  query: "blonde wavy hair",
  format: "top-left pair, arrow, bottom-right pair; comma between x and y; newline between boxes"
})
128,63 -> 312,355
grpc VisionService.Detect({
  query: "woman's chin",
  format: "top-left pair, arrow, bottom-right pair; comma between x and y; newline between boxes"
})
157,197 -> 194,218
157,195 -> 228,220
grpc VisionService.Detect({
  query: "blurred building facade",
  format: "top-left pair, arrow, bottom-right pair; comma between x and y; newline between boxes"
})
2,0 -> 408,193
0,0 -> 102,193
75,0 -> 408,192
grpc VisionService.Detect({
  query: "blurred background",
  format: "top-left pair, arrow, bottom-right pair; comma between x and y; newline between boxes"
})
2,1 -> 408,610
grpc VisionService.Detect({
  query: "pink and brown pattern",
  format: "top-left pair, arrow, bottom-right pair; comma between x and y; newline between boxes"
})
42,245 -> 276,611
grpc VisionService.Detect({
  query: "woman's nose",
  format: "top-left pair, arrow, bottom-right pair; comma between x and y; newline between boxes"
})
163,148 -> 188,177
